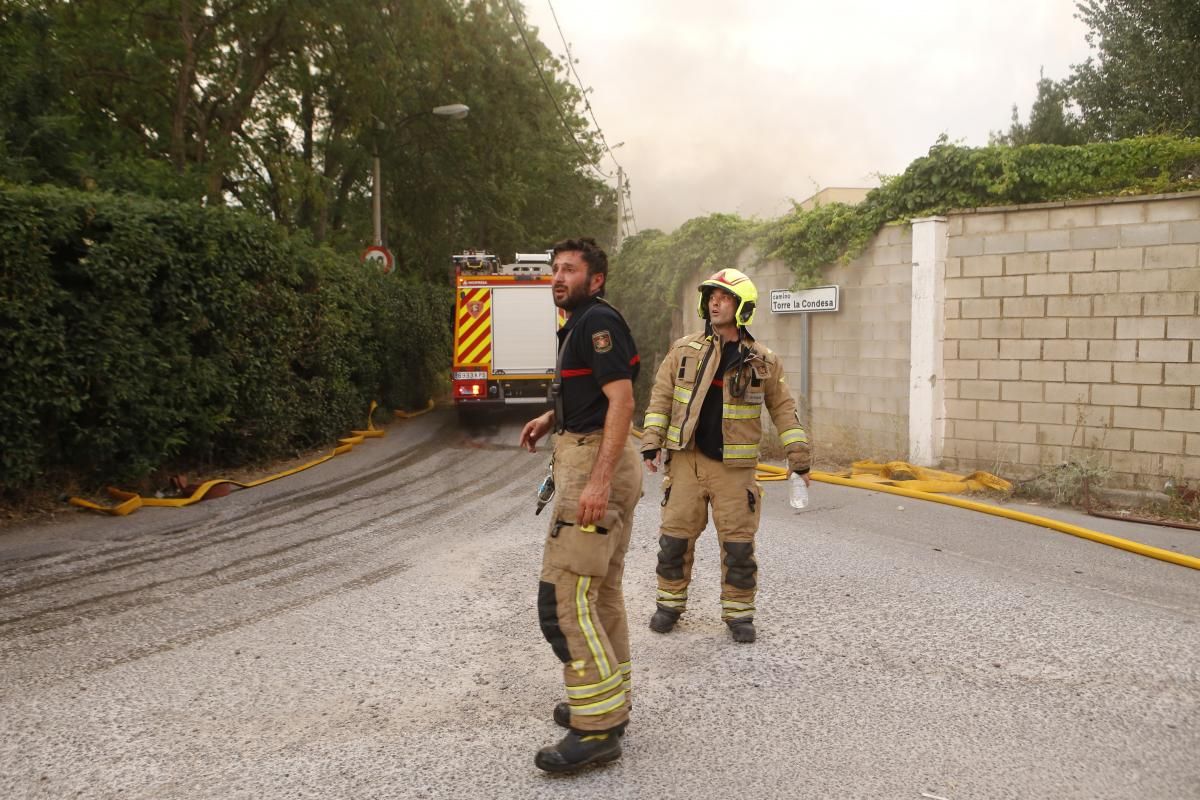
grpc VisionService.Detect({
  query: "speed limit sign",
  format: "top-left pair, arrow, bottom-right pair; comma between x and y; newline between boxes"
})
362,246 -> 395,274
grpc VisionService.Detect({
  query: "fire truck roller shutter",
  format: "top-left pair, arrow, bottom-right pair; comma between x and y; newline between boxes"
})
490,286 -> 558,374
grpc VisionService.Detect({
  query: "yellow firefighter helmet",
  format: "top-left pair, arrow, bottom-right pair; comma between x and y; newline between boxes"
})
697,268 -> 758,326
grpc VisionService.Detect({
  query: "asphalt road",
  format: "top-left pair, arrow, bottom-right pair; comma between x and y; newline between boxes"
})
1,409 -> 1197,799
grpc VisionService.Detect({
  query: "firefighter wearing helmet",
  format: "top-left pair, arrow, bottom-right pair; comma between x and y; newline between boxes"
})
640,268 -> 811,643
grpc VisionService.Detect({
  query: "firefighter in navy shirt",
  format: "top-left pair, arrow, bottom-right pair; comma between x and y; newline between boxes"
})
519,237 -> 642,773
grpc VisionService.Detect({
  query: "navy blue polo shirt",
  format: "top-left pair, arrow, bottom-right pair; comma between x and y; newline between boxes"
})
556,297 -> 640,433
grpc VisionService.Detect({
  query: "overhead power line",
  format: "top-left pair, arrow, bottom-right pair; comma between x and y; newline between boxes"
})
545,0 -> 624,175
544,0 -> 636,241
502,0 -> 613,180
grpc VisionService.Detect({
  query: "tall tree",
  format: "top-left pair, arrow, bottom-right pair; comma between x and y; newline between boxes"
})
0,2 -> 87,186
0,0 -> 616,271
1070,0 -> 1200,139
992,72 -> 1085,146
997,1 -> 1200,143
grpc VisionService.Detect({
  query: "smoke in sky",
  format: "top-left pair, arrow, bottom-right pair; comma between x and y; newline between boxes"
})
523,0 -> 1093,232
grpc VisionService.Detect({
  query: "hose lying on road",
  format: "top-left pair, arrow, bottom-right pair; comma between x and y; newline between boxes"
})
69,403 -> 390,517
807,469 -> 1199,572
840,459 -> 1013,493
633,429 -> 1197,571
394,398 -> 435,419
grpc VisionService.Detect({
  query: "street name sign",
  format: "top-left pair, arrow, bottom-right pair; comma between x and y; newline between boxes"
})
770,285 -> 839,313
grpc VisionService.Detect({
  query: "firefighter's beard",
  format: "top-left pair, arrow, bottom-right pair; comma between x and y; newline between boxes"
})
552,281 -> 591,311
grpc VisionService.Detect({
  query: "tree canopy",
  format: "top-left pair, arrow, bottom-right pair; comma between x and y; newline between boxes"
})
0,0 -> 616,276
992,73 -> 1086,147
998,0 -> 1200,144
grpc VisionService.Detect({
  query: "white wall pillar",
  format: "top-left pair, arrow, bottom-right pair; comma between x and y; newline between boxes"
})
909,216 -> 948,466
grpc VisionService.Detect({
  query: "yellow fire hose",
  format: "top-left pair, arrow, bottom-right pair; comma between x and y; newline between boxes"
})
394,398 -> 435,419
811,471 -> 1200,571
70,402 -> 391,516
71,411 -> 1198,571
636,430 -> 1199,571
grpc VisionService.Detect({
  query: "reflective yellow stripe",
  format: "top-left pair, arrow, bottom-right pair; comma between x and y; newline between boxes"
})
672,385 -> 693,403
722,403 -> 761,419
571,689 -> 627,716
575,576 -> 612,679
721,600 -> 755,611
781,427 -> 809,446
666,426 -> 681,444
722,599 -> 755,619
619,661 -> 632,675
656,588 -> 687,609
723,443 -> 758,459
688,341 -> 703,350
644,412 -> 669,430
565,670 -> 624,700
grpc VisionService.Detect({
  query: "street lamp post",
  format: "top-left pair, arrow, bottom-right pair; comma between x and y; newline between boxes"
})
372,103 -> 469,248
372,145 -> 384,247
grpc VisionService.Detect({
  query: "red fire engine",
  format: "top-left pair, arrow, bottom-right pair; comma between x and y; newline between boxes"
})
451,250 -> 564,421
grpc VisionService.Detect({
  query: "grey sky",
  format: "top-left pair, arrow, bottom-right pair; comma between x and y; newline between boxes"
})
522,1 -> 1094,233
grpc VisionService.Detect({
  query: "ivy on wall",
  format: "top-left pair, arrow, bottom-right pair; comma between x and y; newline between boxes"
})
611,136 -> 1200,378
763,134 -> 1200,284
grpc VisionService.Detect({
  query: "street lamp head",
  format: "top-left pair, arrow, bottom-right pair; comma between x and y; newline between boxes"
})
432,103 -> 470,120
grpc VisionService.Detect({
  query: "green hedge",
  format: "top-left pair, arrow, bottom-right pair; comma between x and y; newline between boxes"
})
0,184 -> 450,491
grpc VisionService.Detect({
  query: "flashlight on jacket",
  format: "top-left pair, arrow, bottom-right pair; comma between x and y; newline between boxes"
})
535,474 -> 555,515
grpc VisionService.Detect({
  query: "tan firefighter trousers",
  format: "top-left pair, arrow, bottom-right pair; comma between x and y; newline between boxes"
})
539,431 -> 642,732
654,448 -> 762,622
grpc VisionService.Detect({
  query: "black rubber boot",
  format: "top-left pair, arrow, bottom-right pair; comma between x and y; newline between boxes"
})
727,618 -> 756,643
649,607 -> 681,633
553,702 -> 628,737
534,729 -> 622,773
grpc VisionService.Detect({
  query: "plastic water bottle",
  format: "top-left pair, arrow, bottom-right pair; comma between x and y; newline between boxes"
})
789,473 -> 810,511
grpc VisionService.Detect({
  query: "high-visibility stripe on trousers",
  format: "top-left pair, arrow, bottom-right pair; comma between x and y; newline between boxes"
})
538,432 -> 642,732
654,448 -> 761,621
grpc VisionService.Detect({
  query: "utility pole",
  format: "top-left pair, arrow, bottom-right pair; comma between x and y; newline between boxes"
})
372,144 -> 383,247
615,165 -> 626,251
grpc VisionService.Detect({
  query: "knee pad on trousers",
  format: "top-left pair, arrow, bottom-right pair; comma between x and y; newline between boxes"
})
655,534 -> 689,580
722,542 -> 757,590
538,581 -> 572,663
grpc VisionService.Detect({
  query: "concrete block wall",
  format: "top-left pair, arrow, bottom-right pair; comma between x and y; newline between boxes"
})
655,190 -> 1197,488
940,192 -> 1200,489
807,224 -> 912,457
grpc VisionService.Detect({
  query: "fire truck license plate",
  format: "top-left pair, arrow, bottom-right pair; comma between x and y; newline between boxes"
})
454,371 -> 486,380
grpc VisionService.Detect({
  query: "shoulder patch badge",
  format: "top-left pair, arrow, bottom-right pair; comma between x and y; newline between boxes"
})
592,329 -> 613,353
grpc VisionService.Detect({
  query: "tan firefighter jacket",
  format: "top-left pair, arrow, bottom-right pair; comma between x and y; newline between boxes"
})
641,330 -> 811,473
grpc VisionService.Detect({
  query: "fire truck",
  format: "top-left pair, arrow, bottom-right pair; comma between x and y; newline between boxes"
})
450,250 -> 564,420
